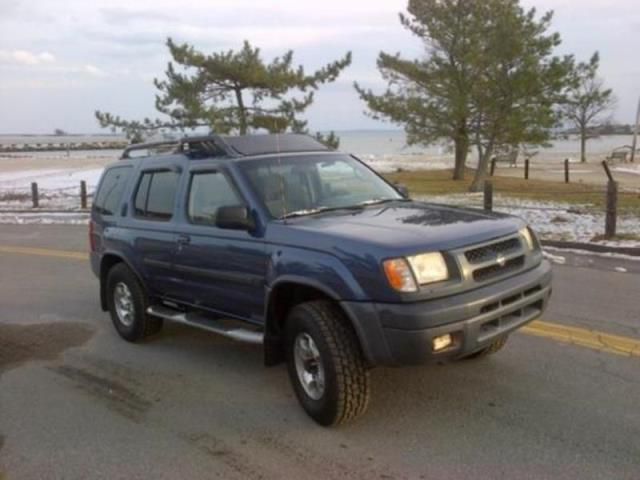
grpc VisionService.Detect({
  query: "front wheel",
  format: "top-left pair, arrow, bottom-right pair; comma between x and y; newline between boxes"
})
285,300 -> 370,426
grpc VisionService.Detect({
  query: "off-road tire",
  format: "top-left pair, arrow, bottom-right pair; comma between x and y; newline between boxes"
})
465,335 -> 509,359
285,300 -> 370,426
106,263 -> 163,342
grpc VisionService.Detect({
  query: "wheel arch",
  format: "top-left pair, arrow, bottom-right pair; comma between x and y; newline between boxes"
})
263,277 -> 364,366
99,253 -> 147,311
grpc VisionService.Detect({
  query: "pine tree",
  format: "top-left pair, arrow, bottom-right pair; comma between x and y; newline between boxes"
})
96,38 -> 351,149
356,0 -> 573,190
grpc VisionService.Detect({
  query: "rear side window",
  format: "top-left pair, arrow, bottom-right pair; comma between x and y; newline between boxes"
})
94,166 -> 132,216
134,170 -> 180,221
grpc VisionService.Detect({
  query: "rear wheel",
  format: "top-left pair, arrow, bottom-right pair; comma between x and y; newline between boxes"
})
464,335 -> 509,359
285,300 -> 370,426
106,263 -> 163,342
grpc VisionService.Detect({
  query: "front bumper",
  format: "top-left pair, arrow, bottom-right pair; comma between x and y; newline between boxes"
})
342,260 -> 552,366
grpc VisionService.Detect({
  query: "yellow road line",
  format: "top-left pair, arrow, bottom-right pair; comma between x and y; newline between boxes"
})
0,245 -> 88,261
0,243 -> 639,358
522,320 -> 640,358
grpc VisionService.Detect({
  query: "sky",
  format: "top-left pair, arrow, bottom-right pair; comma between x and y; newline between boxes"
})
0,0 -> 639,134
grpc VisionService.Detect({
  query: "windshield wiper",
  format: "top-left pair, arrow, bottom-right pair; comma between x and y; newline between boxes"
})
358,197 -> 408,206
280,198 -> 408,219
280,204 -> 364,219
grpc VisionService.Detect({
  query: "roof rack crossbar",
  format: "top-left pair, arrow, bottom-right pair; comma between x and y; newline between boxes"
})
119,133 -> 327,160
119,134 -> 239,160
120,141 -> 180,160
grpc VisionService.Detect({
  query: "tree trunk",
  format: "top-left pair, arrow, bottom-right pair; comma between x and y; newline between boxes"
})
580,127 -> 587,163
469,142 -> 494,192
234,88 -> 248,135
452,124 -> 468,180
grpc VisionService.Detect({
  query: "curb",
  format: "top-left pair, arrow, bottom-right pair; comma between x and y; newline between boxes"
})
541,240 -> 640,257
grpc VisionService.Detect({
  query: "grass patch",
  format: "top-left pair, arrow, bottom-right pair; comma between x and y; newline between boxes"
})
384,168 -> 640,214
591,233 -> 640,242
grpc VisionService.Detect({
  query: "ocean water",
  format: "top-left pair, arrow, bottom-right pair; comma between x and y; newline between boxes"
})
335,130 -> 636,160
1,131 -> 636,173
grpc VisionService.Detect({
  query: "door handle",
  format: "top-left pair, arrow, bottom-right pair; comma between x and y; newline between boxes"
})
177,234 -> 191,245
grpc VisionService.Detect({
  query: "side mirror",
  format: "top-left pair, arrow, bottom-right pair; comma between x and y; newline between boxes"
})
216,205 -> 254,230
395,183 -> 410,198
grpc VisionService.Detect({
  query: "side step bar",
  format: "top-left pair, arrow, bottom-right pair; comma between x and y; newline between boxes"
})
147,305 -> 264,345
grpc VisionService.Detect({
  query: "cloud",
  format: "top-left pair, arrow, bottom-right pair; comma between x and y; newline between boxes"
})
0,49 -> 56,65
84,64 -> 106,76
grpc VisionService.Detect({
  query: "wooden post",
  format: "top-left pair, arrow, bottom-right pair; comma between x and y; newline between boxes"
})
80,180 -> 88,209
631,96 -> 639,163
490,158 -> 496,177
605,180 -> 618,239
524,158 -> 529,180
31,182 -> 39,208
602,160 -> 614,183
483,181 -> 493,212
564,159 -> 570,184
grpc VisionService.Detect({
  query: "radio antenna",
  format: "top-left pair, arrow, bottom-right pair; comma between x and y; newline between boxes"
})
276,133 -> 288,222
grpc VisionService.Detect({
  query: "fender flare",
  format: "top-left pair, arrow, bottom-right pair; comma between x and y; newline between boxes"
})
99,252 -> 148,311
263,275 -> 370,366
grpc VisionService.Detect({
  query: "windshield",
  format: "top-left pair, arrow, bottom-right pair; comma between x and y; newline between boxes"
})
238,154 -> 404,218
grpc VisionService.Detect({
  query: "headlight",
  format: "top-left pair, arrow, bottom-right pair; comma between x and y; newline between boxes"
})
384,252 -> 449,292
383,258 -> 418,292
407,252 -> 449,285
519,226 -> 538,251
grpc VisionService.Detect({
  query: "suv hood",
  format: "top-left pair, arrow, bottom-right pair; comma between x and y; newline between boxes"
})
269,201 -> 525,257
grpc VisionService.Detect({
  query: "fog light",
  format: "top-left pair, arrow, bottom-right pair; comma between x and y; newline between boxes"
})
432,334 -> 452,352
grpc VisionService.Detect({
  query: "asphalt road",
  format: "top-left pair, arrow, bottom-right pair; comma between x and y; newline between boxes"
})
0,225 -> 639,480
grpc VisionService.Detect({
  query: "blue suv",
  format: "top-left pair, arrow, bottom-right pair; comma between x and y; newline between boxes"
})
90,134 -> 552,426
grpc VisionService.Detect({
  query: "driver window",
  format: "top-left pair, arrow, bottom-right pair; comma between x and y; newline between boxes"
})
188,171 -> 241,225
316,160 -> 362,197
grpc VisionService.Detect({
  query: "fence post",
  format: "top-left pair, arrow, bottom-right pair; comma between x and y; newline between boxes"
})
80,180 -> 88,209
524,158 -> 529,180
490,158 -> 496,177
483,181 -> 493,212
605,180 -> 617,239
31,182 -> 39,208
601,160 -> 614,183
564,159 -> 570,184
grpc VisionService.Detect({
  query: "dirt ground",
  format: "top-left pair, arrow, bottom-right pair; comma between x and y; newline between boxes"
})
0,322 -> 95,376
492,161 -> 640,190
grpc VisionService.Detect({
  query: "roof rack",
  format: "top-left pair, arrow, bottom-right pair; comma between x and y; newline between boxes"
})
120,134 -> 238,160
119,133 -> 328,160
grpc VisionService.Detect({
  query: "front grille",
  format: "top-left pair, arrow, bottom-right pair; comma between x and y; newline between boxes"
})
465,237 -> 521,264
473,255 -> 525,282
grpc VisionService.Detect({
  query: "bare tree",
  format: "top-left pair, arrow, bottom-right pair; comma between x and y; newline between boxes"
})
561,52 -> 616,163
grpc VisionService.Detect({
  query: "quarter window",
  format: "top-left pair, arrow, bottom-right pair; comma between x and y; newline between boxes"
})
94,166 -> 132,216
134,170 -> 180,220
188,171 -> 242,225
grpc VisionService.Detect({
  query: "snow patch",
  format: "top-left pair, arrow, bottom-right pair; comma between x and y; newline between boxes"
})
543,251 -> 566,264
419,194 -> 640,249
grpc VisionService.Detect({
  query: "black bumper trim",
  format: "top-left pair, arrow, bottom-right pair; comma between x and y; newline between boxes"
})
343,260 -> 552,366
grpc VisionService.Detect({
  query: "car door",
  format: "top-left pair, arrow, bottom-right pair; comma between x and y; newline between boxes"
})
125,167 -> 182,297
171,167 -> 267,323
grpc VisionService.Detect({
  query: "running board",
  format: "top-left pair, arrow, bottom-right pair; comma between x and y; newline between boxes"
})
147,305 -> 264,344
